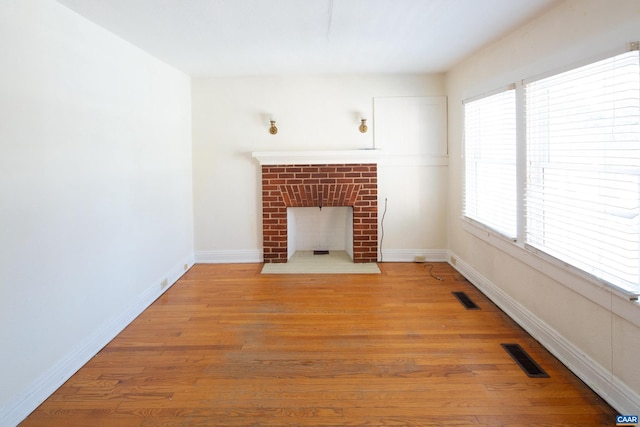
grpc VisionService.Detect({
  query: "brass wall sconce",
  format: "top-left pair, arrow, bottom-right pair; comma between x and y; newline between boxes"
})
269,120 -> 278,135
359,118 -> 368,133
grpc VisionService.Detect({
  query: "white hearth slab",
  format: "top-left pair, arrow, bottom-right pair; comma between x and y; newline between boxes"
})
261,251 -> 380,274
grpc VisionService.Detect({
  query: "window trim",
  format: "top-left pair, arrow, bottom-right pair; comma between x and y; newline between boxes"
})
462,83 -> 516,105
460,216 -> 640,328
523,42 -> 638,87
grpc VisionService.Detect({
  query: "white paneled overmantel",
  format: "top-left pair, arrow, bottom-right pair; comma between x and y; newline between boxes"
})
251,150 -> 448,167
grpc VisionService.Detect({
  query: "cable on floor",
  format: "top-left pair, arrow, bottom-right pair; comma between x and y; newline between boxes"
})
425,263 -> 444,281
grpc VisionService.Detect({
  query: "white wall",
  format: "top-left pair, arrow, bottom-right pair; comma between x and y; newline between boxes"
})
446,0 -> 640,413
192,75 -> 448,263
0,1 -> 194,424
346,207 -> 354,260
375,96 -> 449,261
290,207 -> 351,252
287,208 -> 297,259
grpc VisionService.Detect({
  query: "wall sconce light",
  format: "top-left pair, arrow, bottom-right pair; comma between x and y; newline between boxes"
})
269,120 -> 278,135
359,118 -> 368,133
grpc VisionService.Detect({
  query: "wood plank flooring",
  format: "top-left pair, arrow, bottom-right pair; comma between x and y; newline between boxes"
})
20,263 -> 617,426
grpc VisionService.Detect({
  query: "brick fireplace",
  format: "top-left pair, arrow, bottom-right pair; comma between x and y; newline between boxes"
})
261,163 -> 378,263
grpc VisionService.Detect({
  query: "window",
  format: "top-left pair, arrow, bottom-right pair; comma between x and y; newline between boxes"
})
526,49 -> 640,294
463,45 -> 640,296
463,88 -> 517,238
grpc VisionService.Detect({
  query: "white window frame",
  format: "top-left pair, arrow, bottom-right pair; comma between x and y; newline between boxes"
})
462,86 -> 518,240
461,43 -> 640,304
525,48 -> 640,296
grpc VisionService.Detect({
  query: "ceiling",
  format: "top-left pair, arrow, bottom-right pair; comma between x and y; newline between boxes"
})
55,0 -> 559,77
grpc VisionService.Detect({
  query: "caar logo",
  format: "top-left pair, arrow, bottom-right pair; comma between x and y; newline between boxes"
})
617,415 -> 639,426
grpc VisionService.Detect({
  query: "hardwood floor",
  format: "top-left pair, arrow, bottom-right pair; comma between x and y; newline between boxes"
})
21,263 -> 616,426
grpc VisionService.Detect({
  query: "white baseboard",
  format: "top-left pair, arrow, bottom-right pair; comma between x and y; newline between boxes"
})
194,249 -> 450,264
0,254 -> 195,427
449,251 -> 640,414
380,249 -> 448,263
195,249 -> 262,263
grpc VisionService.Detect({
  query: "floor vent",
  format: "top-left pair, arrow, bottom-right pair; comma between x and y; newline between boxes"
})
313,250 -> 330,255
452,291 -> 480,310
501,344 -> 550,378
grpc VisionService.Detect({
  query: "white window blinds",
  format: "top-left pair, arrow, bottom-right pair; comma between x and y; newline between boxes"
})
525,49 -> 640,293
464,88 -> 517,238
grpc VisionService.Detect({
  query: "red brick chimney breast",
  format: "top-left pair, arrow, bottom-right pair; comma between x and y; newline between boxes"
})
261,163 -> 378,263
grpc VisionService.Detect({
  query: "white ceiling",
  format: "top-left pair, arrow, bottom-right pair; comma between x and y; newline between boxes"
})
55,0 -> 558,77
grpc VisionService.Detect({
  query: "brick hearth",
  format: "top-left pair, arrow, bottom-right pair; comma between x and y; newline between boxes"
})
261,163 -> 378,263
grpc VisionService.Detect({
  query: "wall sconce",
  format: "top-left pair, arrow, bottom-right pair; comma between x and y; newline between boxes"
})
359,118 -> 368,133
269,120 -> 278,135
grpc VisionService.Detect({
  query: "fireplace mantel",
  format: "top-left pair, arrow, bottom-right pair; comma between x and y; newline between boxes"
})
251,149 -> 381,166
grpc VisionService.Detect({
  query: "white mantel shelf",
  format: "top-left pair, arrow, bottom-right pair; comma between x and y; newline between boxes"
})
251,150 -> 382,166
251,150 -> 449,166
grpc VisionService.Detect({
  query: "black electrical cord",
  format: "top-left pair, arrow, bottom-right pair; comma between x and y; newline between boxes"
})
379,197 -> 388,262
425,263 -> 444,281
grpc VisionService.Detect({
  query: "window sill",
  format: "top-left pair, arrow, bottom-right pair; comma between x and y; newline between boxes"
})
459,217 -> 640,328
